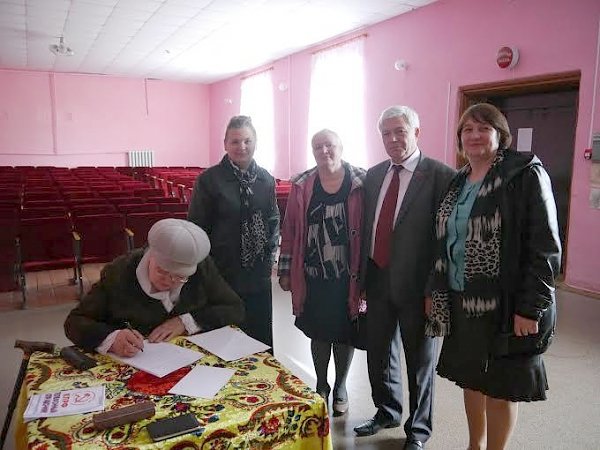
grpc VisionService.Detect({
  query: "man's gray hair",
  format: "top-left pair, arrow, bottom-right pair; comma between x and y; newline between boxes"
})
377,105 -> 420,132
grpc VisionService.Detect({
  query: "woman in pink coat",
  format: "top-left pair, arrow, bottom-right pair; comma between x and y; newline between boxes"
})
278,129 -> 366,416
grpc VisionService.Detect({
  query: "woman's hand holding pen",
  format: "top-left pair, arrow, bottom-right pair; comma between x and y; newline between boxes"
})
109,323 -> 145,357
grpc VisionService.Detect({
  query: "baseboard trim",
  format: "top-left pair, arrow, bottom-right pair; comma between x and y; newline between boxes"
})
558,283 -> 600,300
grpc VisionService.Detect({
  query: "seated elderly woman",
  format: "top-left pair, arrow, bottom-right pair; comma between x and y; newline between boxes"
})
64,218 -> 245,357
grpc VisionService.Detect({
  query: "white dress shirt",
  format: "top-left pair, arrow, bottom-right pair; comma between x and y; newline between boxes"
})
370,149 -> 421,257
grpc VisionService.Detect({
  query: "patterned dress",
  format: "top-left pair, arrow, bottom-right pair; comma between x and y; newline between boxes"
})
295,169 -> 352,343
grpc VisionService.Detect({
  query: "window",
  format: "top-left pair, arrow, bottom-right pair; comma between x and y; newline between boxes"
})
307,37 -> 367,169
240,70 -> 276,173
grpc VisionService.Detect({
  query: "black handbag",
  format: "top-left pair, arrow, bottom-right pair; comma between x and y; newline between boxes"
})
350,313 -> 368,350
350,299 -> 368,350
492,302 -> 556,357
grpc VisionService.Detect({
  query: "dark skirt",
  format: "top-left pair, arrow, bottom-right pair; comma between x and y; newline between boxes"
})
437,291 -> 548,402
295,275 -> 352,343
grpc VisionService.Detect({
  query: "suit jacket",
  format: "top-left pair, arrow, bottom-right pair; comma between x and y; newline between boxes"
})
361,153 -> 455,306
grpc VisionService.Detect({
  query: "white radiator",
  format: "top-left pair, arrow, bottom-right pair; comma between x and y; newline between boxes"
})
128,150 -> 154,167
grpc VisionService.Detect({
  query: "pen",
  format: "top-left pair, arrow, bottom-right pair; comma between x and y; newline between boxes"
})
124,321 -> 144,352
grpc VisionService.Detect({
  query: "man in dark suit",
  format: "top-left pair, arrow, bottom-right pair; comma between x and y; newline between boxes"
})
354,106 -> 455,450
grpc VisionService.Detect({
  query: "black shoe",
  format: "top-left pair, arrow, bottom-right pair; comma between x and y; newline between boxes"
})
353,415 -> 401,436
403,438 -> 424,450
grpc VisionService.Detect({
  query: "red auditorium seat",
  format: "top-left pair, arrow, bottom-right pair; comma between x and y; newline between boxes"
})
0,206 -> 20,220
70,204 -> 117,216
16,216 -> 76,305
145,196 -> 181,204
97,190 -> 133,199
159,202 -> 188,213
165,180 -> 176,198
72,213 -> 127,295
118,181 -> 149,190
21,206 -> 68,219
0,214 -> 19,293
66,198 -> 109,208
276,181 -> 292,219
176,184 -> 188,201
57,182 -> 88,189
184,187 -> 193,203
133,188 -> 164,199
23,199 -> 66,209
124,211 -> 171,251
116,167 -> 134,177
169,212 -> 188,220
0,188 -> 22,196
61,191 -> 95,200
87,184 -> 120,191
117,203 -> 159,215
23,191 -> 61,202
0,197 -> 21,208
109,196 -> 143,206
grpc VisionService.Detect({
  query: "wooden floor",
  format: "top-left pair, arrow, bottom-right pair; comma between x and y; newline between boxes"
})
0,263 -> 104,311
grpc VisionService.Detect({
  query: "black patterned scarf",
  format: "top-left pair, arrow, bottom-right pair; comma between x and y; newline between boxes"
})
228,158 -> 268,268
425,150 -> 505,337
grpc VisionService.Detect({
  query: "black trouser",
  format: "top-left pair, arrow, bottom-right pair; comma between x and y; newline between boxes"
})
365,259 -> 436,442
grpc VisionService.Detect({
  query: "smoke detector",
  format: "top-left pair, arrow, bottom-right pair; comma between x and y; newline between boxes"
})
49,37 -> 74,56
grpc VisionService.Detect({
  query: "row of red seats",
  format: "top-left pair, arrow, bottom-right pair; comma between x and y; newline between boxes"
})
145,168 -> 203,201
0,209 -> 190,306
0,188 -> 166,205
1,199 -> 187,220
0,166 -> 137,184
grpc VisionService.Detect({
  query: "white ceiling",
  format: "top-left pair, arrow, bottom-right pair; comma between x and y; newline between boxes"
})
0,0 -> 437,83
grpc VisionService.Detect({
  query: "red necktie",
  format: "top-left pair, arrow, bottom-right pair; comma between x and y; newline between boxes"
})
373,165 -> 402,268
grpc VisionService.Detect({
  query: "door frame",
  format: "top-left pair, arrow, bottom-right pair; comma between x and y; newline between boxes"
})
457,70 -> 581,280
458,70 -> 580,114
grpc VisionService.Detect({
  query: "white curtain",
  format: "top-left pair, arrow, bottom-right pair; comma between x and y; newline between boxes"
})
240,70 -> 276,173
307,37 -> 367,169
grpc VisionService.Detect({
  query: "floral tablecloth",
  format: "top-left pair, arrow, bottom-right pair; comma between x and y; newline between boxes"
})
16,337 -> 331,450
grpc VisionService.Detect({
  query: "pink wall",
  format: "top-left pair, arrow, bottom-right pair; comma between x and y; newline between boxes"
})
0,71 -> 210,167
209,0 -> 600,292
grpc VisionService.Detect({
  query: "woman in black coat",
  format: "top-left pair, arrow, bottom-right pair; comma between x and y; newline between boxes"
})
188,116 -> 279,348
425,103 -> 561,450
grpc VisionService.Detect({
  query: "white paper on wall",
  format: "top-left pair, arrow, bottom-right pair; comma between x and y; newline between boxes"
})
517,128 -> 533,152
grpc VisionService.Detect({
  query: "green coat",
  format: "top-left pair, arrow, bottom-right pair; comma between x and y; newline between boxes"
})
64,249 -> 245,352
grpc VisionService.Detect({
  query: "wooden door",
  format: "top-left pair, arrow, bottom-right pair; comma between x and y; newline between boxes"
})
490,90 -> 577,262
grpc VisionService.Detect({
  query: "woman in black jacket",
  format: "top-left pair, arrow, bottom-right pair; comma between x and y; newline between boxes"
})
425,103 -> 561,450
188,116 -> 279,348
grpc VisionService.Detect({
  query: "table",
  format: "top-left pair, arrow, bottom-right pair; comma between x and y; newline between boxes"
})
16,337 -> 332,449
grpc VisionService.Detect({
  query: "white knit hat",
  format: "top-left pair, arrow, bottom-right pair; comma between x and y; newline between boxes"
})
147,218 -> 210,277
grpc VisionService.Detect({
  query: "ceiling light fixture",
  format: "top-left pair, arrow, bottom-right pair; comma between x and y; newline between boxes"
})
49,36 -> 74,56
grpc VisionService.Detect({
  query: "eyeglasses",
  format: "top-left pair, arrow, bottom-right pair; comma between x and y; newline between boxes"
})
154,265 -> 189,284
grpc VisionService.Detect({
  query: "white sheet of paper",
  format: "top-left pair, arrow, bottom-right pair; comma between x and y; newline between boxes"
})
186,326 -> 270,361
24,385 -> 105,422
110,341 -> 204,378
168,365 -> 236,398
517,128 -> 533,152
